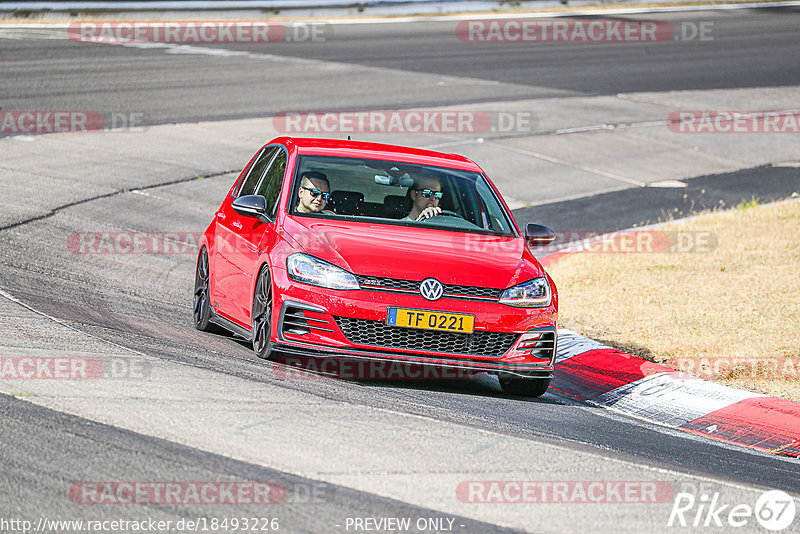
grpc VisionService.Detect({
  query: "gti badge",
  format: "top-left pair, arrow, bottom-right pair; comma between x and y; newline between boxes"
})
420,278 -> 444,301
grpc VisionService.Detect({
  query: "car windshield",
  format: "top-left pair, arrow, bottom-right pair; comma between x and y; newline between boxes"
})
289,155 -> 515,236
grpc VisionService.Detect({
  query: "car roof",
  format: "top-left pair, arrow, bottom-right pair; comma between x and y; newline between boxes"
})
270,137 -> 483,172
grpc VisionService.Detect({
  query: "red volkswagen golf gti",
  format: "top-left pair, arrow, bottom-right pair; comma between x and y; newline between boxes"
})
194,137 -> 558,396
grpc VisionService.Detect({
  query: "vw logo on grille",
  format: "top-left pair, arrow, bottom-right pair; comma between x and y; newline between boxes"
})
420,278 -> 444,301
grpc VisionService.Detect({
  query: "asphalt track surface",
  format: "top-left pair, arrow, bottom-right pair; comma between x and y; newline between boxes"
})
2,395 -> 516,533
1,7 -> 799,533
2,8 -> 800,125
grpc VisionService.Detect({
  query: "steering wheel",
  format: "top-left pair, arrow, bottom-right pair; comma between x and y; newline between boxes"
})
427,209 -> 461,219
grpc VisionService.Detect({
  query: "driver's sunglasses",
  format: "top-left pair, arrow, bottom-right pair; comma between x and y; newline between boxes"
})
413,188 -> 443,200
301,187 -> 331,201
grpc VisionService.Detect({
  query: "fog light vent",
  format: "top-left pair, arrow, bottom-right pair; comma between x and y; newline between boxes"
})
518,330 -> 556,359
282,306 -> 311,336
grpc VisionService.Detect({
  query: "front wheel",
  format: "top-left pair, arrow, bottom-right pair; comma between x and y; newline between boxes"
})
500,377 -> 551,397
252,265 -> 275,360
194,248 -> 223,333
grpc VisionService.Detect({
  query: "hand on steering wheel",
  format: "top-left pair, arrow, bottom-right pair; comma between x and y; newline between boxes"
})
415,206 -> 442,221
418,208 -> 460,220
435,209 -> 461,218
416,207 -> 462,221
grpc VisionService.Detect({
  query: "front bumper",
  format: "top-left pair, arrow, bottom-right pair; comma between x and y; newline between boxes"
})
272,339 -> 555,379
271,267 -> 558,378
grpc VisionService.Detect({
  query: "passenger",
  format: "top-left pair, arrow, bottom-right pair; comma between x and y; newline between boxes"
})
403,176 -> 444,221
295,171 -> 332,214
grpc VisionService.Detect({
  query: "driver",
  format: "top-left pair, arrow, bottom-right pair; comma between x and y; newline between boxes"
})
403,176 -> 444,221
296,171 -> 332,214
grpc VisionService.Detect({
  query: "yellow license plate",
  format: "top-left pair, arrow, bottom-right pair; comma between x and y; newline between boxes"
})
387,307 -> 474,334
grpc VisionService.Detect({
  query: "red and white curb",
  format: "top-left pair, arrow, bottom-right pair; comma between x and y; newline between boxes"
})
552,329 -> 800,457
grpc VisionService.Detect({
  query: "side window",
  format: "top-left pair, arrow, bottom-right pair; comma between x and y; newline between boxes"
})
255,149 -> 287,217
237,146 -> 277,197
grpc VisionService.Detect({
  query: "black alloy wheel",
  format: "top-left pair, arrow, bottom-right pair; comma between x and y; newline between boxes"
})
194,248 -> 217,332
252,265 -> 274,360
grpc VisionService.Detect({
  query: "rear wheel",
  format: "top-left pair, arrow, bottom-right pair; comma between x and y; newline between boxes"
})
500,377 -> 551,397
252,265 -> 275,360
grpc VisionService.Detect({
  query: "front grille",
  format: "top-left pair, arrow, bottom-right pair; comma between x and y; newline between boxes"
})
356,275 -> 502,300
357,276 -> 419,292
335,317 -> 519,357
441,283 -> 502,299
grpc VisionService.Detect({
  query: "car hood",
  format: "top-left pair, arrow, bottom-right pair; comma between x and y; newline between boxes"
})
282,217 -> 544,289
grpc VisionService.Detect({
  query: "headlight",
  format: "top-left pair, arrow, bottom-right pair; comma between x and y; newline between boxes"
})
499,277 -> 551,308
287,253 -> 359,290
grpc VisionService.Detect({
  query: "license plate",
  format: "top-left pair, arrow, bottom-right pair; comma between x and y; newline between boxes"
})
387,307 -> 474,334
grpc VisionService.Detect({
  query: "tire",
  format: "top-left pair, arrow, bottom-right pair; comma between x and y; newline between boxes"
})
500,377 -> 551,397
252,265 -> 275,360
193,248 -> 223,333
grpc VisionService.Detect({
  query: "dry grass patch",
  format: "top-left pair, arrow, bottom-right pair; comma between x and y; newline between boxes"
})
546,198 -> 800,402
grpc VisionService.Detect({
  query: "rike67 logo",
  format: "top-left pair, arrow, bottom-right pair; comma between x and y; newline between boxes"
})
668,486 -> 796,531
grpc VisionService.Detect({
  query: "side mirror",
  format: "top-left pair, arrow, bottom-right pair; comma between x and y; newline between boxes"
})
232,195 -> 270,222
525,223 -> 556,247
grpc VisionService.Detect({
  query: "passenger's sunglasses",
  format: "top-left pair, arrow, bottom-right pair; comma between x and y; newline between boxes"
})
301,187 -> 331,201
413,188 -> 443,199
